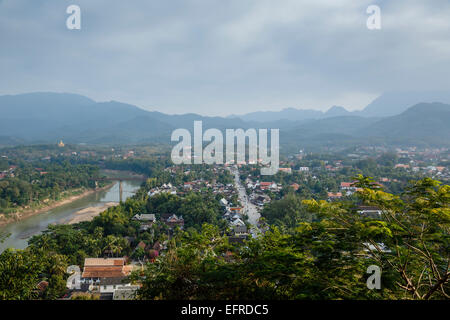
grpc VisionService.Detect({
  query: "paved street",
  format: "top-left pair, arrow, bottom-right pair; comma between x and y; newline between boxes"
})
231,167 -> 260,226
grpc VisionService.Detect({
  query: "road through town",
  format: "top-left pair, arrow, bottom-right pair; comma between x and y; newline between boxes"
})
231,167 -> 260,226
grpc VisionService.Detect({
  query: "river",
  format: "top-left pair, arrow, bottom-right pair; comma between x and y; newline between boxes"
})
0,180 -> 142,252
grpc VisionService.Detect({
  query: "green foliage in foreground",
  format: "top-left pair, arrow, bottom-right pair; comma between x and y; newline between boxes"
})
0,176 -> 448,300
0,248 -> 68,300
135,177 -> 449,300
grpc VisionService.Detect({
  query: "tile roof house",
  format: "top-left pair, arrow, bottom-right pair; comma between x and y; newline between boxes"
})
161,213 -> 185,229
136,241 -> 146,250
132,214 -> 156,222
259,181 -> 278,191
133,214 -> 156,231
166,214 -> 184,228
233,224 -> 248,235
229,207 -> 242,214
80,258 -> 135,297
327,192 -> 343,200
278,168 -> 292,174
81,258 -> 132,280
340,182 -> 360,195
259,182 -> 273,188
231,218 -> 245,227
340,182 -> 355,189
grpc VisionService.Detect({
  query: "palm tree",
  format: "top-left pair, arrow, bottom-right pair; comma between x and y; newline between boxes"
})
102,236 -> 123,257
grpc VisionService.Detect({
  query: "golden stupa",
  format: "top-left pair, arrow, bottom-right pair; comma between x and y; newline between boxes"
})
58,140 -> 65,147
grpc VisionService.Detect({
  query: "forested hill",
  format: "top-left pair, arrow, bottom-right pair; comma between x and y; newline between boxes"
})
359,103 -> 450,145
1,93 -> 449,147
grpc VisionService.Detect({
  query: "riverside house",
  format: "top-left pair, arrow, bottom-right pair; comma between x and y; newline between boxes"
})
79,257 -> 135,299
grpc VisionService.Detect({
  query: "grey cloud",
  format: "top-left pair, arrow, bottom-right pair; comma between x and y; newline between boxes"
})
0,0 -> 449,115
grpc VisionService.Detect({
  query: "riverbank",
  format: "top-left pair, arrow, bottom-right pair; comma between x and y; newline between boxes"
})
64,202 -> 118,225
0,180 -> 142,252
0,184 -> 114,227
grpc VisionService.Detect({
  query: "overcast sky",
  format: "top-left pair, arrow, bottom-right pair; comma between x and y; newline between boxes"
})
1,0 -> 450,116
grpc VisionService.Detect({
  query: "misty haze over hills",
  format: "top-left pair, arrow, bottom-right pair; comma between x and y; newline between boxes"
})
231,91 -> 450,122
0,91 -> 449,148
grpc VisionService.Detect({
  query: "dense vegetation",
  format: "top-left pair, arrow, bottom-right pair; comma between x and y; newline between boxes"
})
0,146 -> 448,300
0,247 -> 68,300
146,192 -> 227,231
1,173 -> 447,300
0,160 -> 101,212
135,177 -> 449,300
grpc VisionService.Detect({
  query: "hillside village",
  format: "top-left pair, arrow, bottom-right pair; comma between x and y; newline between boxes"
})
1,143 -> 449,300
2,0 -> 450,305
62,164 -> 258,299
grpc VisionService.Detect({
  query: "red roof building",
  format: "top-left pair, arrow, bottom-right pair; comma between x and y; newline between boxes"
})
327,192 -> 342,198
81,258 -> 132,279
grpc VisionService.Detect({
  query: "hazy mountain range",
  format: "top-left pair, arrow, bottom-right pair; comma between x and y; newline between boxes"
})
0,91 -> 449,148
231,91 -> 450,122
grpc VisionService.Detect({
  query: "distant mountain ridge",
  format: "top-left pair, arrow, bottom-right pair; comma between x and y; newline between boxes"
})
228,105 -> 353,123
0,92 -> 250,145
229,108 -> 324,122
360,102 -> 450,145
0,92 -> 449,147
231,91 -> 450,122
358,91 -> 450,117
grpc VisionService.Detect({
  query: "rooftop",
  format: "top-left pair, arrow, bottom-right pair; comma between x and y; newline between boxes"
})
84,258 -> 125,267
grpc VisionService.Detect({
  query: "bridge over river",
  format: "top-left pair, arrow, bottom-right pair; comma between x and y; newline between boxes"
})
94,170 -> 147,201
0,171 -> 146,252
